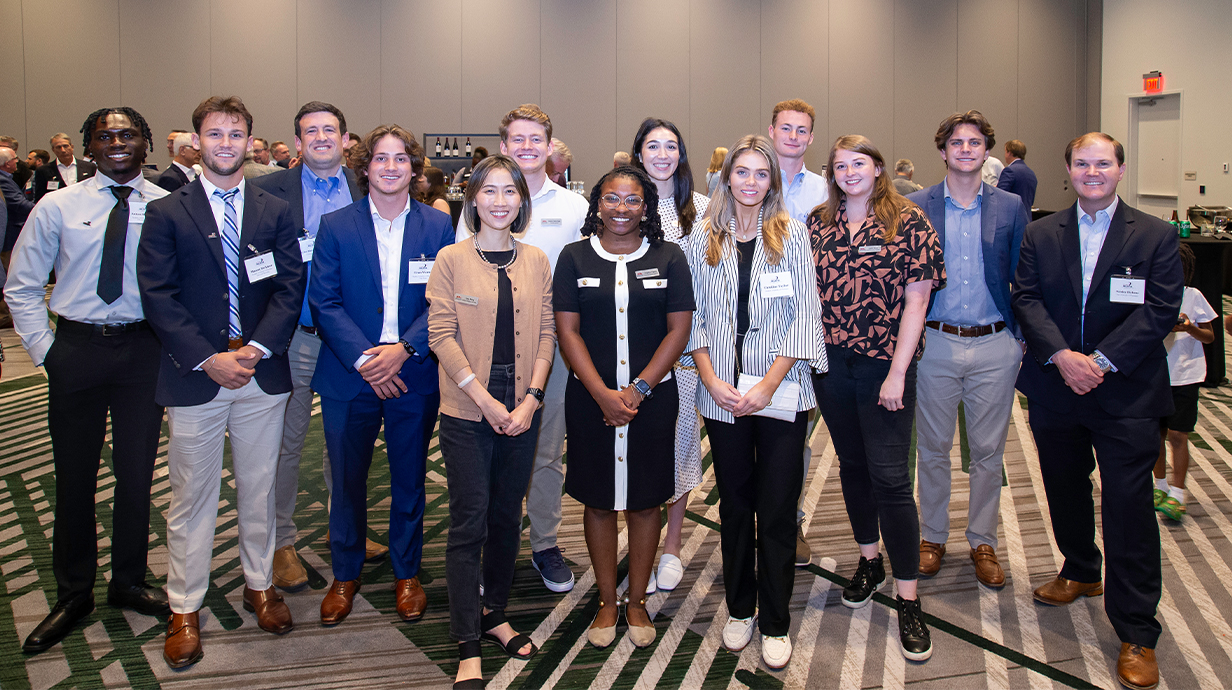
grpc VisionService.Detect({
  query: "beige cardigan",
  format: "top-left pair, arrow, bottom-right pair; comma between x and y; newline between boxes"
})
426,239 -> 556,421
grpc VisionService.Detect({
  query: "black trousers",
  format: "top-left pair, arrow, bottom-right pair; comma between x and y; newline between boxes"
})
44,320 -> 164,601
705,411 -> 807,637
1027,398 -> 1162,647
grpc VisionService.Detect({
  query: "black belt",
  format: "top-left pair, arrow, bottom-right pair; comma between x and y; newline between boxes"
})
925,320 -> 1006,338
58,318 -> 150,337
299,325 -> 318,335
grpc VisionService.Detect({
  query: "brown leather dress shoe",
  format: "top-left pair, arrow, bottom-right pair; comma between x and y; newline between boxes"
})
320,579 -> 361,625
395,577 -> 427,621
970,544 -> 1005,588
365,538 -> 390,562
1033,576 -> 1103,605
163,611 -> 203,669
919,540 -> 946,576
1117,643 -> 1158,690
242,586 -> 293,634
272,545 -> 309,591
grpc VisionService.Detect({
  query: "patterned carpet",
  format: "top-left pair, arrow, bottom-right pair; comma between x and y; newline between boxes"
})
2,332 -> 1232,689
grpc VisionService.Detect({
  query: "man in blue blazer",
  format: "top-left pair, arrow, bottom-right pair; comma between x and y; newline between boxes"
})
907,111 -> 1030,589
997,139 -> 1038,209
138,96 -> 305,669
1013,133 -> 1181,690
309,124 -> 454,626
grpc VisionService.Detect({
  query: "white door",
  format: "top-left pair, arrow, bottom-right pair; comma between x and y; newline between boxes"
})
1128,92 -> 1182,221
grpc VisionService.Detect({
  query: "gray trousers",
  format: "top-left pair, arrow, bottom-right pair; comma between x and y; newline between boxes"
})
914,328 -> 1021,549
526,347 -> 568,552
274,326 -> 330,550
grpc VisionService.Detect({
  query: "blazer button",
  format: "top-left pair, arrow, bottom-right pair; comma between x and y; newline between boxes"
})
377,307 -> 383,313
515,331 -> 520,335
515,309 -> 520,313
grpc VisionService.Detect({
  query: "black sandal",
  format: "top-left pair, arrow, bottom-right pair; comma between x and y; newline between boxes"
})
453,640 -> 484,689
480,610 -> 539,660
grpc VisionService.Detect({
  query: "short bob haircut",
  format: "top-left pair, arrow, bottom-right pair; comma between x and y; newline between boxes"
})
352,124 -> 426,195
1065,132 -> 1125,167
192,96 -> 253,137
581,165 -> 664,246
933,110 -> 995,152
463,155 -> 533,236
631,117 -> 699,234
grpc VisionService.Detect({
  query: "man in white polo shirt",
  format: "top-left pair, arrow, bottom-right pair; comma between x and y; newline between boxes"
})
458,103 -> 588,593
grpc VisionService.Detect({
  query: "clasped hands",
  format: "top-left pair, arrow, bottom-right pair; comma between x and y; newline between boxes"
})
203,345 -> 264,389
359,343 -> 410,399
702,376 -> 773,417
1053,348 -> 1105,395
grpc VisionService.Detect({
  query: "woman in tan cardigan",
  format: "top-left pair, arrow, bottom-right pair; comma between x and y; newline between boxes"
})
425,155 -> 555,690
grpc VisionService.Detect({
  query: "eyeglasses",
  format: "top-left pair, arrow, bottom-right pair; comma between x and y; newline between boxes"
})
600,194 -> 644,210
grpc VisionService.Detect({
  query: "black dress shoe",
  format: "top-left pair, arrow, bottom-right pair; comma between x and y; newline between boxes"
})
107,582 -> 171,616
22,594 -> 95,653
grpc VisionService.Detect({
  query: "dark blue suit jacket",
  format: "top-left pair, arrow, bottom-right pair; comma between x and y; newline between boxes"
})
907,182 -> 1030,337
308,196 -> 455,401
138,179 -> 306,407
154,164 -> 190,192
1,170 -> 34,252
250,165 -> 362,231
1012,199 -> 1182,418
996,159 -> 1037,209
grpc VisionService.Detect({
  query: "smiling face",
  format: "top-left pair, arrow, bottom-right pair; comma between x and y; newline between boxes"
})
597,175 -> 645,238
499,120 -> 552,177
831,148 -> 880,200
194,112 -> 250,181
1068,139 -> 1125,213
728,150 -> 772,208
473,167 -> 521,233
639,127 -> 680,183
367,134 -> 414,200
295,111 -> 345,175
940,122 -> 988,176
89,113 -> 146,184
769,110 -> 814,163
51,137 -> 75,165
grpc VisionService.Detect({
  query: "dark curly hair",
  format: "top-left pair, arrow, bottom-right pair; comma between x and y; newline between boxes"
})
581,165 -> 662,246
80,107 -> 154,152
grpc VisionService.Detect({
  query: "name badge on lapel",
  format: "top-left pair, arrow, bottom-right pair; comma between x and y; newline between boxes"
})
541,218 -> 562,227
128,201 -> 147,225
635,268 -> 660,279
858,244 -> 882,255
408,257 -> 434,284
1110,270 -> 1145,304
298,233 -> 315,262
759,272 -> 793,298
244,250 -> 277,282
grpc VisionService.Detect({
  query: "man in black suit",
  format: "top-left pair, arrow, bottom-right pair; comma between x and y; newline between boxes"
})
138,95 -> 305,669
33,133 -> 97,202
997,139 -> 1038,209
1012,132 -> 1181,690
154,132 -> 199,192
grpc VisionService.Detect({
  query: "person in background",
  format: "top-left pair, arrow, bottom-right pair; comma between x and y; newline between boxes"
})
981,154 -> 1004,187
613,151 -> 632,167
24,149 -> 50,198
630,117 -> 709,593
427,155 -> 551,687
706,146 -> 727,197
547,140 -> 572,187
271,141 -> 292,168
892,159 -> 922,195
453,146 -> 490,186
1154,242 -> 1214,521
998,139 -> 1038,209
419,166 -> 452,215
687,135 -> 824,669
0,147 -> 34,263
156,132 -> 200,191
251,137 -> 273,166
34,133 -> 97,202
811,134 -> 943,662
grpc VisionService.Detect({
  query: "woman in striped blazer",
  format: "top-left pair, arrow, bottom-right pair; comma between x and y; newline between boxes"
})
683,134 -> 825,670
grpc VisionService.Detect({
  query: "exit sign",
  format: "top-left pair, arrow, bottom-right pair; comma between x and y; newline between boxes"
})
1143,71 -> 1164,93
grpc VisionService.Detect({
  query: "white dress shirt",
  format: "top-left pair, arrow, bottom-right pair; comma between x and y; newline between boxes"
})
355,196 -> 411,369
457,178 -> 587,272
57,158 -> 80,187
4,172 -> 169,366
196,175 -> 270,362
174,161 -> 197,183
1078,195 -> 1119,308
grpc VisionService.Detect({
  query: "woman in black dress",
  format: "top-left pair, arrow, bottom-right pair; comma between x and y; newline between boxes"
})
554,166 -> 694,649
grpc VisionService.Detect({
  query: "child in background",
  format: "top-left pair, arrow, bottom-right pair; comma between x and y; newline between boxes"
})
1155,243 -> 1215,520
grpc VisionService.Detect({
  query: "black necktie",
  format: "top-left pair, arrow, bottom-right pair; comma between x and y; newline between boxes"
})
97,185 -> 133,304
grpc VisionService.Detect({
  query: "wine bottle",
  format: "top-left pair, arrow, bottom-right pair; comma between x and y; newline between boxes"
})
465,137 -> 472,156
435,137 -> 442,157
452,138 -> 460,156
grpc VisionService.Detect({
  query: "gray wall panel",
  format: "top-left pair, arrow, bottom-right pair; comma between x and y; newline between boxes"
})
955,0 -> 1019,171
381,0 -> 462,140
760,0 -> 830,175
296,0 -> 381,140
828,0 -> 895,156
1017,0 -> 1079,210
209,0 -> 298,148
689,0 -> 762,184
0,0 -> 26,149
892,0 -> 957,189
460,0 -> 540,136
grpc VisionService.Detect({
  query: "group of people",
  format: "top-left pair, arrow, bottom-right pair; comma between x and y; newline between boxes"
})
1,93 -> 1183,690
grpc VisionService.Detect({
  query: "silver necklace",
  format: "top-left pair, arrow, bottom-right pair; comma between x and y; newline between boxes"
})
473,235 -> 517,269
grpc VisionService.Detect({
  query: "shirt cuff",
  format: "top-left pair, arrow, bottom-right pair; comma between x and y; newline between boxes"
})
194,354 -> 216,372
1093,349 -> 1118,372
355,353 -> 374,370
249,341 -> 272,359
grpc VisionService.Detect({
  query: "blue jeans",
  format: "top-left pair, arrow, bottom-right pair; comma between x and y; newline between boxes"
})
440,363 -> 542,642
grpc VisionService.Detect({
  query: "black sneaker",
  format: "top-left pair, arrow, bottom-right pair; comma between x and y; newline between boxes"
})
841,554 -> 886,608
897,595 -> 933,661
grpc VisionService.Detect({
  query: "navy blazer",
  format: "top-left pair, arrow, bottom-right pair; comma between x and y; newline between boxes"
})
996,160 -> 1038,209
0,170 -> 33,252
155,164 -> 190,192
308,196 -> 455,401
251,165 -> 362,232
33,159 -> 96,202
1012,199 -> 1182,418
907,182 -> 1030,337
138,179 -> 306,407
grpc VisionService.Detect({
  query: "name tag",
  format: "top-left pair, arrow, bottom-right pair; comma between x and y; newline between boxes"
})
408,260 -> 434,284
635,268 -> 660,279
1110,275 -> 1146,304
643,279 -> 667,289
858,244 -> 882,254
298,235 -> 315,262
455,294 -> 479,306
47,180 -> 59,190
759,272 -> 793,298
578,277 -> 600,287
244,250 -> 277,282
128,201 -> 147,225
541,218 -> 562,227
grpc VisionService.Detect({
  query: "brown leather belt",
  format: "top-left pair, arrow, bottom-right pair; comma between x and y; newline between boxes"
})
227,337 -> 244,351
925,320 -> 1006,338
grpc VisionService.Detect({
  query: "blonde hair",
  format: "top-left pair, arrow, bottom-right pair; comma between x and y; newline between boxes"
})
499,103 -> 552,141
814,135 -> 911,242
707,147 -> 727,174
699,135 -> 790,267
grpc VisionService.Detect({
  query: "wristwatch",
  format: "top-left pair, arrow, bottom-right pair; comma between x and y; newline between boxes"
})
526,387 -> 545,403
630,377 -> 653,400
398,339 -> 416,357
1091,351 -> 1112,373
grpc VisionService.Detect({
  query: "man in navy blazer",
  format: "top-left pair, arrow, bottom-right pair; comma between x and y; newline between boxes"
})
309,124 -> 453,626
997,139 -> 1038,209
907,111 -> 1030,590
1013,133 -> 1181,690
138,96 -> 305,669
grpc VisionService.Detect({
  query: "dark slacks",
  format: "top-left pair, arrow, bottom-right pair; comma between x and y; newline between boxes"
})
813,345 -> 920,580
322,385 -> 439,582
705,411 -> 807,637
440,364 -> 541,642
44,320 -> 164,601
1027,398 -> 1162,647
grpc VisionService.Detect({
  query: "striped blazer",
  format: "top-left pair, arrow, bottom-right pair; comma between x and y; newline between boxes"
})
684,215 -> 826,423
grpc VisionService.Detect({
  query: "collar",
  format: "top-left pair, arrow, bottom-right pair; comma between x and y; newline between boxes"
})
301,164 -> 345,191
942,177 -> 983,209
1078,195 -> 1119,225
589,234 -> 650,262
781,163 -> 810,185
173,161 -> 195,176
368,195 -> 412,224
200,174 -> 246,200
533,178 -> 564,202
57,157 -> 77,169
90,171 -> 149,196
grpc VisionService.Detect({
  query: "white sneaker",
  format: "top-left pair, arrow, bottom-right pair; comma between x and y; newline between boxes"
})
722,614 -> 757,652
657,554 -> 684,591
761,634 -> 792,669
646,571 -> 657,595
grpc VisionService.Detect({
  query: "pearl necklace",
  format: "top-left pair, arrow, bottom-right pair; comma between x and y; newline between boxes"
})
473,235 -> 517,269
